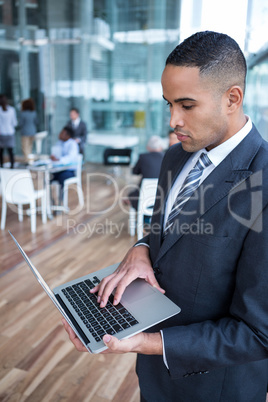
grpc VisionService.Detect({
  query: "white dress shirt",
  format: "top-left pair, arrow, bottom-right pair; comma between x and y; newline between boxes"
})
72,117 -> 81,129
52,138 -> 79,170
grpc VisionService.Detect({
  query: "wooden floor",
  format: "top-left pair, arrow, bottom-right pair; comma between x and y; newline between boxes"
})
0,163 -> 141,402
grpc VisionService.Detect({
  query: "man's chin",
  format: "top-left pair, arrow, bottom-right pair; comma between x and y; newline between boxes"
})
180,142 -> 195,152
180,141 -> 205,153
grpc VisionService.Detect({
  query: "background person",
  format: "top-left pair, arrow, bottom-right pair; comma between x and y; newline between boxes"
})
20,98 -> 38,163
127,135 -> 164,210
0,94 -> 17,168
50,126 -> 79,188
63,31 -> 268,402
66,108 -> 87,155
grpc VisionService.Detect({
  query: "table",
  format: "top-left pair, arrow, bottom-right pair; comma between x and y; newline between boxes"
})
87,134 -> 139,148
29,163 -> 73,219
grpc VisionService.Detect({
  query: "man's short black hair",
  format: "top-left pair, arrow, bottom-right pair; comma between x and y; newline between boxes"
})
62,126 -> 75,138
166,31 -> 247,95
70,107 -> 80,114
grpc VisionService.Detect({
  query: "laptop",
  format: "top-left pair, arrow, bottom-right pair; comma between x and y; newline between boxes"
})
10,232 -> 181,354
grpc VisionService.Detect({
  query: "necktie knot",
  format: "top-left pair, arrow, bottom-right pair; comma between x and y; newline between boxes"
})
195,153 -> 212,171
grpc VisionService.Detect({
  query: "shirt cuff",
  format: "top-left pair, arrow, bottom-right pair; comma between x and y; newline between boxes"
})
160,330 -> 169,369
134,243 -> 150,248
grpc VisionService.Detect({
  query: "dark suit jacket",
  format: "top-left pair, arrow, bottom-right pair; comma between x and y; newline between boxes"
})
129,151 -> 164,209
136,125 -> 268,401
66,120 -> 87,154
132,151 -> 164,178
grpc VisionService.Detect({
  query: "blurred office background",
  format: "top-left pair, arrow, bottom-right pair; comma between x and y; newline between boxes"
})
1,3 -> 268,399
0,0 -> 268,163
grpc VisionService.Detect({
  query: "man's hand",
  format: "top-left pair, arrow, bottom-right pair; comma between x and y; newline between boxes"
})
62,318 -> 163,355
62,319 -> 88,352
91,245 -> 165,308
50,155 -> 59,161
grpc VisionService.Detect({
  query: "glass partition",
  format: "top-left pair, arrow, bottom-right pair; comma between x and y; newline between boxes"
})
245,54 -> 268,142
0,0 -> 182,162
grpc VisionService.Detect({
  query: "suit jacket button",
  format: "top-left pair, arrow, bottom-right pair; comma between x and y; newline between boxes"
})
154,267 -> 161,275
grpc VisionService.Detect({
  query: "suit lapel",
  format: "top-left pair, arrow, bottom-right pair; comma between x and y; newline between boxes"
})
153,126 -> 263,266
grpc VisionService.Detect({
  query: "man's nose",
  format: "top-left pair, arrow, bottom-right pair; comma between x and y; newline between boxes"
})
170,109 -> 184,129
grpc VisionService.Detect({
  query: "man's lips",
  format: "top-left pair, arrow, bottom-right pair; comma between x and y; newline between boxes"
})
175,132 -> 189,141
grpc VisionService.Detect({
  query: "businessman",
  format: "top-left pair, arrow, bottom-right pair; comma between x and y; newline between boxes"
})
63,31 -> 268,401
127,135 -> 164,210
66,108 -> 87,155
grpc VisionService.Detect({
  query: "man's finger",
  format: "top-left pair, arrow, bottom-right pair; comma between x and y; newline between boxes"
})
102,334 -> 126,353
98,272 -> 125,307
62,319 -> 87,352
146,272 -> 166,293
112,273 -> 139,305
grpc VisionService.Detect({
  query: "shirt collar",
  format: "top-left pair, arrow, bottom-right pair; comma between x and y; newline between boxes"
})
72,117 -> 81,127
192,116 -> 252,167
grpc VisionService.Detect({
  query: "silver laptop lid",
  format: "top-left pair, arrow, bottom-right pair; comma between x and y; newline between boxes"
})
9,231 -> 92,352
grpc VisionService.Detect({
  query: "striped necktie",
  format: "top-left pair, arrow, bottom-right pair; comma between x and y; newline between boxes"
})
163,152 -> 212,237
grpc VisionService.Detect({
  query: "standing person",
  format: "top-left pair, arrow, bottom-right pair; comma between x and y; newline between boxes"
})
0,94 -> 17,168
63,31 -> 268,402
20,98 -> 38,162
127,135 -> 164,209
66,108 -> 87,155
50,126 -> 79,188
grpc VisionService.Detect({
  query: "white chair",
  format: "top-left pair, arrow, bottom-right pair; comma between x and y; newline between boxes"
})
129,206 -> 136,237
63,154 -> 84,211
34,131 -> 48,155
129,178 -> 158,240
0,168 -> 47,233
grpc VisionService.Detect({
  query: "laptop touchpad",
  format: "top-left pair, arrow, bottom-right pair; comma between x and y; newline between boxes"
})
121,279 -> 155,304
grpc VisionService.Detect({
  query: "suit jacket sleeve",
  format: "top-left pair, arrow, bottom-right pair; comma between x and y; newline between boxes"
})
132,155 -> 142,175
79,121 -> 87,146
135,234 -> 150,247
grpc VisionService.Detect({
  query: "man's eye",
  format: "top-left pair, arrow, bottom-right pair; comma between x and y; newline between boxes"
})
182,105 -> 193,110
166,101 -> 172,107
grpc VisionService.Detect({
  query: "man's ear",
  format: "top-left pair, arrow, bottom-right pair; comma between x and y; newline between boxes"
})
225,86 -> 244,114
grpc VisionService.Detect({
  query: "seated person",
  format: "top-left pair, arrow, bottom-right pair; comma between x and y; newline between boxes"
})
50,126 -> 79,188
127,135 -> 164,210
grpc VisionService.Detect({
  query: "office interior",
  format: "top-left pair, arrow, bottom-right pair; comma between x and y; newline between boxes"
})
0,0 -> 268,401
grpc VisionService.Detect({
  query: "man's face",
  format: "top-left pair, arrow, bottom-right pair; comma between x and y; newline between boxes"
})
70,110 -> 79,121
59,129 -> 69,141
161,65 -> 230,152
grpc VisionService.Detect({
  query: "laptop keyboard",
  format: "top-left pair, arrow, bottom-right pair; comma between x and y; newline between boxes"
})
62,276 -> 139,342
